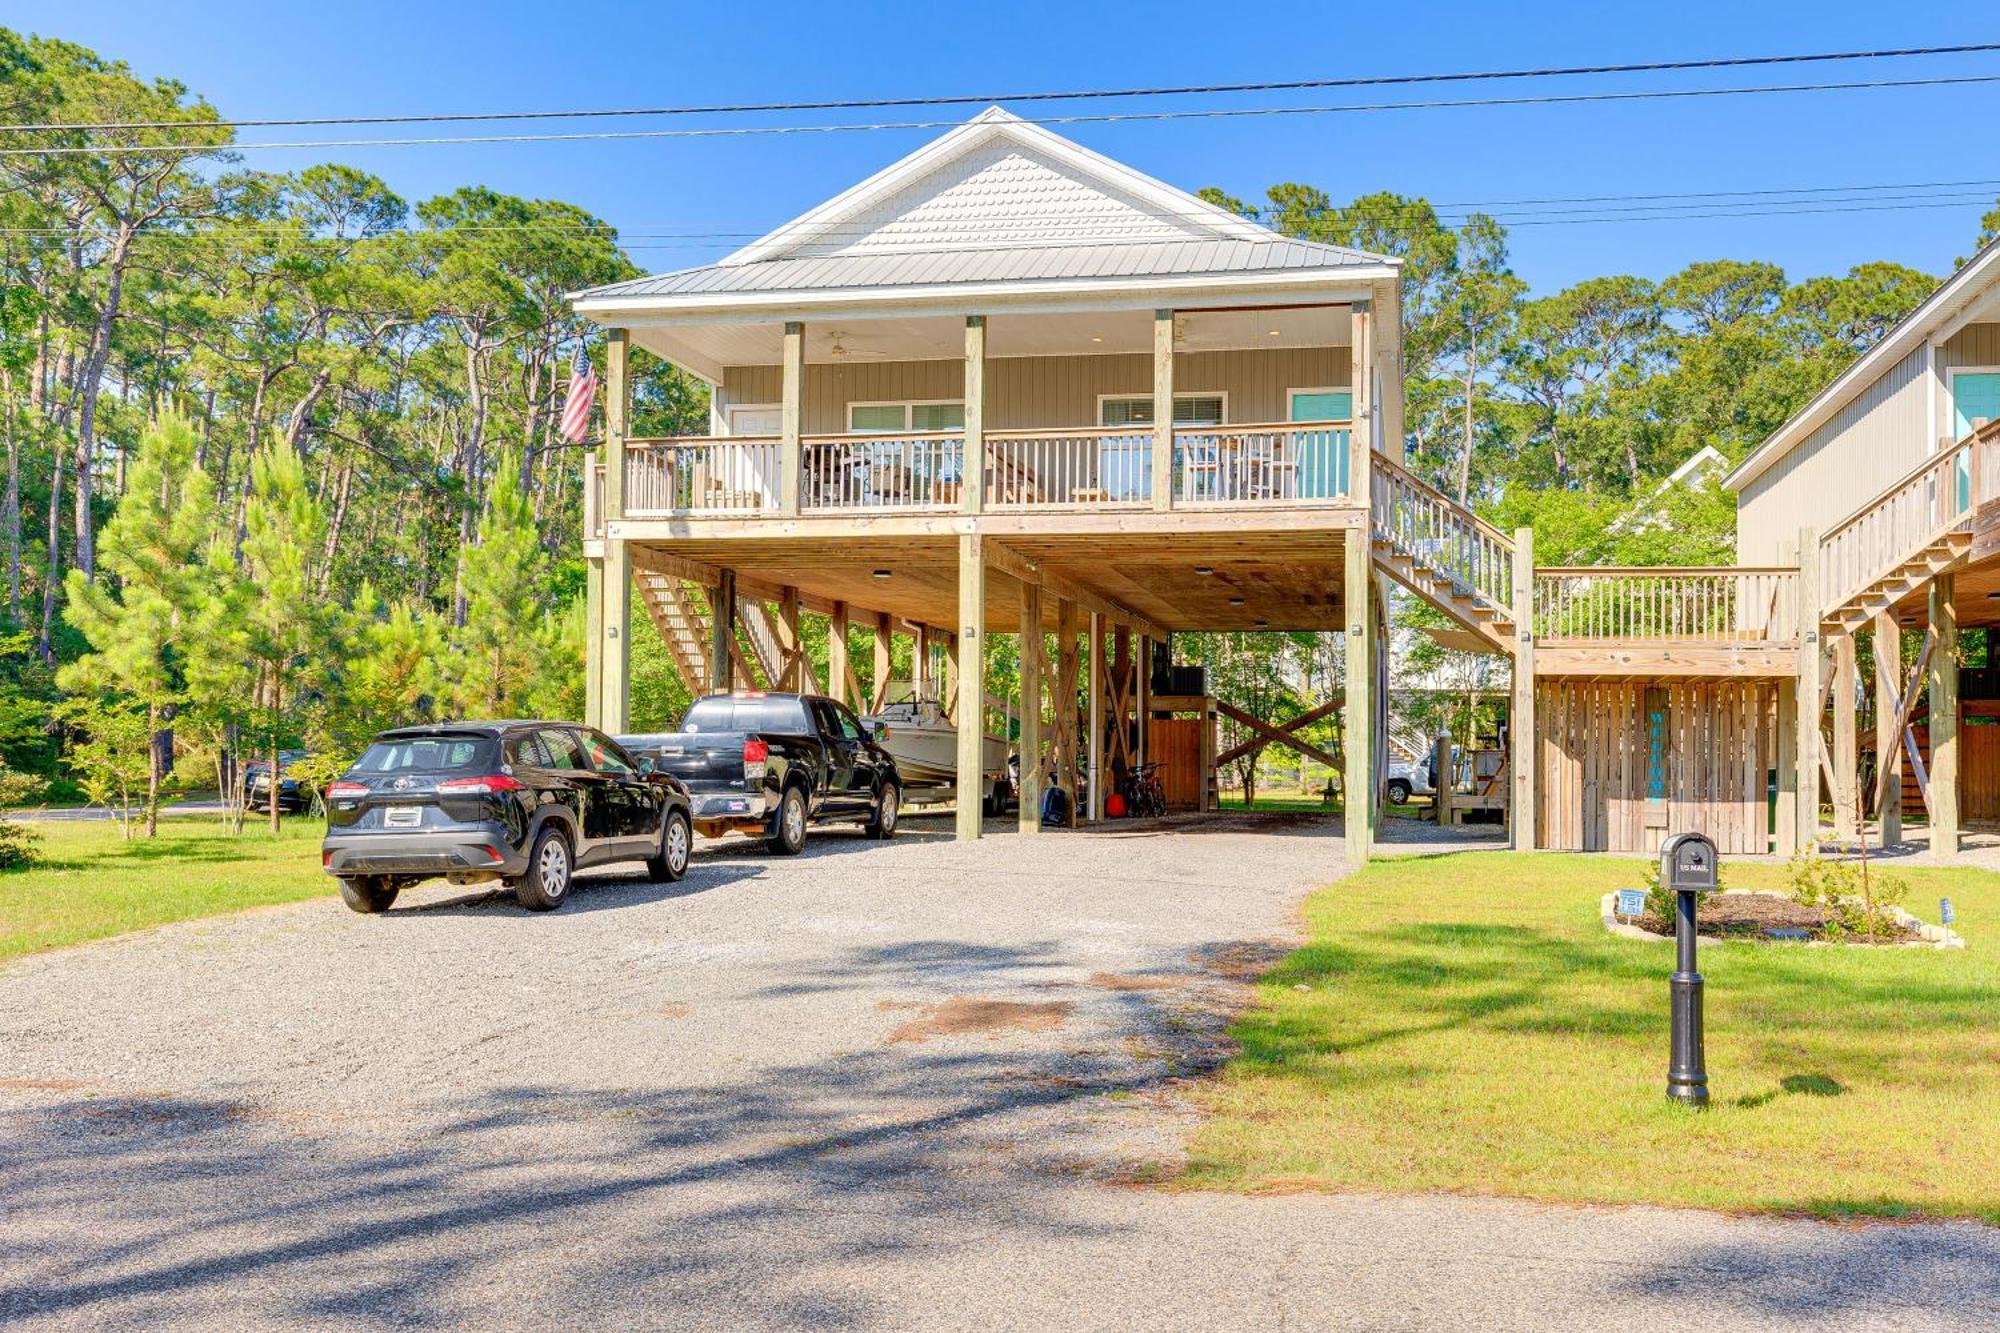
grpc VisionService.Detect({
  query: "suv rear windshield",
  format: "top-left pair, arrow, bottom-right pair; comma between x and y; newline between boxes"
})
681,697 -> 811,734
353,735 -> 498,774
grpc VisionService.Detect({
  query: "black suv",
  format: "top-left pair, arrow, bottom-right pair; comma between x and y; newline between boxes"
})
322,721 -> 693,914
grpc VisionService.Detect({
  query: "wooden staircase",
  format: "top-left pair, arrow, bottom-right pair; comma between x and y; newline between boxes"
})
1369,455 -> 1518,654
634,568 -> 720,691
1821,528 -> 1971,635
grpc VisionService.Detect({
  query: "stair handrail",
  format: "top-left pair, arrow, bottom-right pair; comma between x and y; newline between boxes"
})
1369,452 -> 1516,613
1816,431 -> 1977,614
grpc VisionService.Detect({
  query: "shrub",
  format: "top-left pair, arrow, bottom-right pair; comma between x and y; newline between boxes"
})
1784,842 -> 1909,939
0,819 -> 40,871
1641,853 -> 1727,926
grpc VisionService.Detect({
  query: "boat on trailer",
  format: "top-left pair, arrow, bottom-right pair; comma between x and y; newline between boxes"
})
864,693 -> 1010,812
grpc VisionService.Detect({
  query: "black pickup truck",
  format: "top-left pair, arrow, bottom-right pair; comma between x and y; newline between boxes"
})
619,692 -> 900,854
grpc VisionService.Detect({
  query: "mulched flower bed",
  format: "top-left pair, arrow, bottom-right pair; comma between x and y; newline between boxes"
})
1638,891 -> 1918,943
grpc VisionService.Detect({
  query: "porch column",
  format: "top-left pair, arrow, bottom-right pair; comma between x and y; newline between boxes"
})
1349,299 -> 1374,506
779,319 -> 804,515
1087,611 -> 1105,822
871,613 -> 893,711
1832,633 -> 1859,842
1930,572 -> 1960,860
956,535 -> 987,840
963,316 -> 986,514
1056,599 -> 1080,826
1510,525 -> 1536,850
1874,610 -> 1903,845
600,330 -> 632,733
1018,584 -> 1045,833
1344,525 -> 1375,866
777,586 -> 802,691
1135,634 -> 1150,769
584,550 -> 605,727
828,601 -> 851,709
1793,526 -> 1821,850
1151,309 -> 1174,511
707,570 -> 736,693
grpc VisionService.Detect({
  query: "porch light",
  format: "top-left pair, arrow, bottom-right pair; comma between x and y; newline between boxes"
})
872,569 -> 892,580
1194,566 -> 1214,576
1228,596 -> 1246,606
1268,329 -> 1281,337
1254,619 -> 1269,628
1988,591 -> 2000,600
1091,335 -> 1103,343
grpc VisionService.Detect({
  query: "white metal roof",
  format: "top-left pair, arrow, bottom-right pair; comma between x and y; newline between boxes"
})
574,108 -> 1395,316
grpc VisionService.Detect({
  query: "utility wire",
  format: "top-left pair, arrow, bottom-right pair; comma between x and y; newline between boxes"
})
9,41 -> 1999,133
6,73 -> 2000,157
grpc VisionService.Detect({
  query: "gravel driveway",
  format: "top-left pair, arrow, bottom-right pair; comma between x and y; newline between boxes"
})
1,811 -> 1991,1330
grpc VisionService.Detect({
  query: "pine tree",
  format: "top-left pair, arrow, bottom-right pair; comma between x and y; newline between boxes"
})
239,447 -> 328,834
56,416 -> 219,835
448,460 -> 551,717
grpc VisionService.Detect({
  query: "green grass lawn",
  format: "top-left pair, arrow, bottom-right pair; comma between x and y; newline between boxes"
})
1184,851 -> 2000,1223
0,818 -> 328,963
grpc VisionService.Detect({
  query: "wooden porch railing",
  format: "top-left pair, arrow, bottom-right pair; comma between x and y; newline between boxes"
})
1370,452 -> 1515,612
1170,421 -> 1352,505
1816,432 -> 1979,613
983,426 -> 1154,507
584,454 -> 603,538
1533,567 -> 1800,642
622,436 -> 783,516
800,431 -> 964,511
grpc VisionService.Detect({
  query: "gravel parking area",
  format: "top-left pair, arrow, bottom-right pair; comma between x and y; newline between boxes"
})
1,810 -> 1990,1330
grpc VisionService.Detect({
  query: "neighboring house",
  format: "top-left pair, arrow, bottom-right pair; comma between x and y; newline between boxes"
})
570,107 -> 1815,862
1725,236 -> 2000,857
1607,444 -> 1729,536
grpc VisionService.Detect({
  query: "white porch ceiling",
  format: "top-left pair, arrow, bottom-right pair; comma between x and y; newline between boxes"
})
636,304 -> 1351,380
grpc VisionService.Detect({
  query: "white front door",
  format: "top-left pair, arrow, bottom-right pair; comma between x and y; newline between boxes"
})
727,405 -> 782,436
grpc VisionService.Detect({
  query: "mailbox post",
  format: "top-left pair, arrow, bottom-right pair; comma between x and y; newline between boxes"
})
1660,831 -> 1718,1107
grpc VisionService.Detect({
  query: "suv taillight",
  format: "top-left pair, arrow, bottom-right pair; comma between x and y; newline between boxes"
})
327,780 -> 368,798
437,774 -> 526,795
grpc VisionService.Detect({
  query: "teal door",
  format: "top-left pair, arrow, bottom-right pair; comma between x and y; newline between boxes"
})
1952,372 -> 2000,509
1291,390 -> 1353,498
1953,371 -> 2000,438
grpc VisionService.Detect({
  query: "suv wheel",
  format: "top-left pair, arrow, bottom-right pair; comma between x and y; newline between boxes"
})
649,809 -> 692,882
514,825 -> 573,911
866,782 -> 900,840
766,786 -> 808,856
337,876 -> 399,915
1387,779 -> 1412,806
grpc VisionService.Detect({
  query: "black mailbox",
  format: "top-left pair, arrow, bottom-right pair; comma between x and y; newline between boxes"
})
1659,830 -> 1718,1107
1660,831 -> 1718,894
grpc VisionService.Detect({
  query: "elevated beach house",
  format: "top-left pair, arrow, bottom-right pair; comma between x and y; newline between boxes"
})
571,108 -> 1816,861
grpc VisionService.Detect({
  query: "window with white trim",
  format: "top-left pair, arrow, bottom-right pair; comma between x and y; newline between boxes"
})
1099,394 -> 1225,427
847,401 -> 965,433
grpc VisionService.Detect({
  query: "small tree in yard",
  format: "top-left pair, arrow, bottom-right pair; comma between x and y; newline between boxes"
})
56,416 -> 220,837
54,695 -> 153,836
0,758 -> 44,869
182,540 -> 256,834
447,463 -> 552,717
238,448 -> 329,835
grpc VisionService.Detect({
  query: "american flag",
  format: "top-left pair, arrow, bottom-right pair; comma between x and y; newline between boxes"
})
558,344 -> 598,444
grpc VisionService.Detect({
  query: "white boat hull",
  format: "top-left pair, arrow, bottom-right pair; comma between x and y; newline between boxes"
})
871,722 -> 1008,788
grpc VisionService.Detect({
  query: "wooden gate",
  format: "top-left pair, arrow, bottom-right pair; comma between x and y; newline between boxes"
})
1147,717 -> 1208,810
1536,679 -> 1777,854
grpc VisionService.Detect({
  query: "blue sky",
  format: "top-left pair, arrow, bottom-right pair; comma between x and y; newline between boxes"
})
13,1 -> 2000,293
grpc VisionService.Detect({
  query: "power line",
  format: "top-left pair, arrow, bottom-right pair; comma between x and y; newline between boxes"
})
6,73 -> 2000,157
8,41 -> 1999,133
4,178 -> 1998,242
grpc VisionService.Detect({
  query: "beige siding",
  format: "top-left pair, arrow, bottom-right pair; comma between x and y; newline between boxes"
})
1736,344 -> 1931,564
719,347 -> 1346,434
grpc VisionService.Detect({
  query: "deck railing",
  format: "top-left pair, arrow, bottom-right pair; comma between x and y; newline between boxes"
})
1170,422 -> 1351,505
1370,452 -> 1515,612
622,436 -> 782,516
1815,421 -> 2000,615
1533,567 -> 1800,642
801,431 -> 964,511
984,426 -> 1154,507
584,455 -> 603,538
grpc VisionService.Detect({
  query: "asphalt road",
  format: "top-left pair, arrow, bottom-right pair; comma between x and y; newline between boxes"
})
0,811 -> 1990,1330
3,800 -> 231,823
